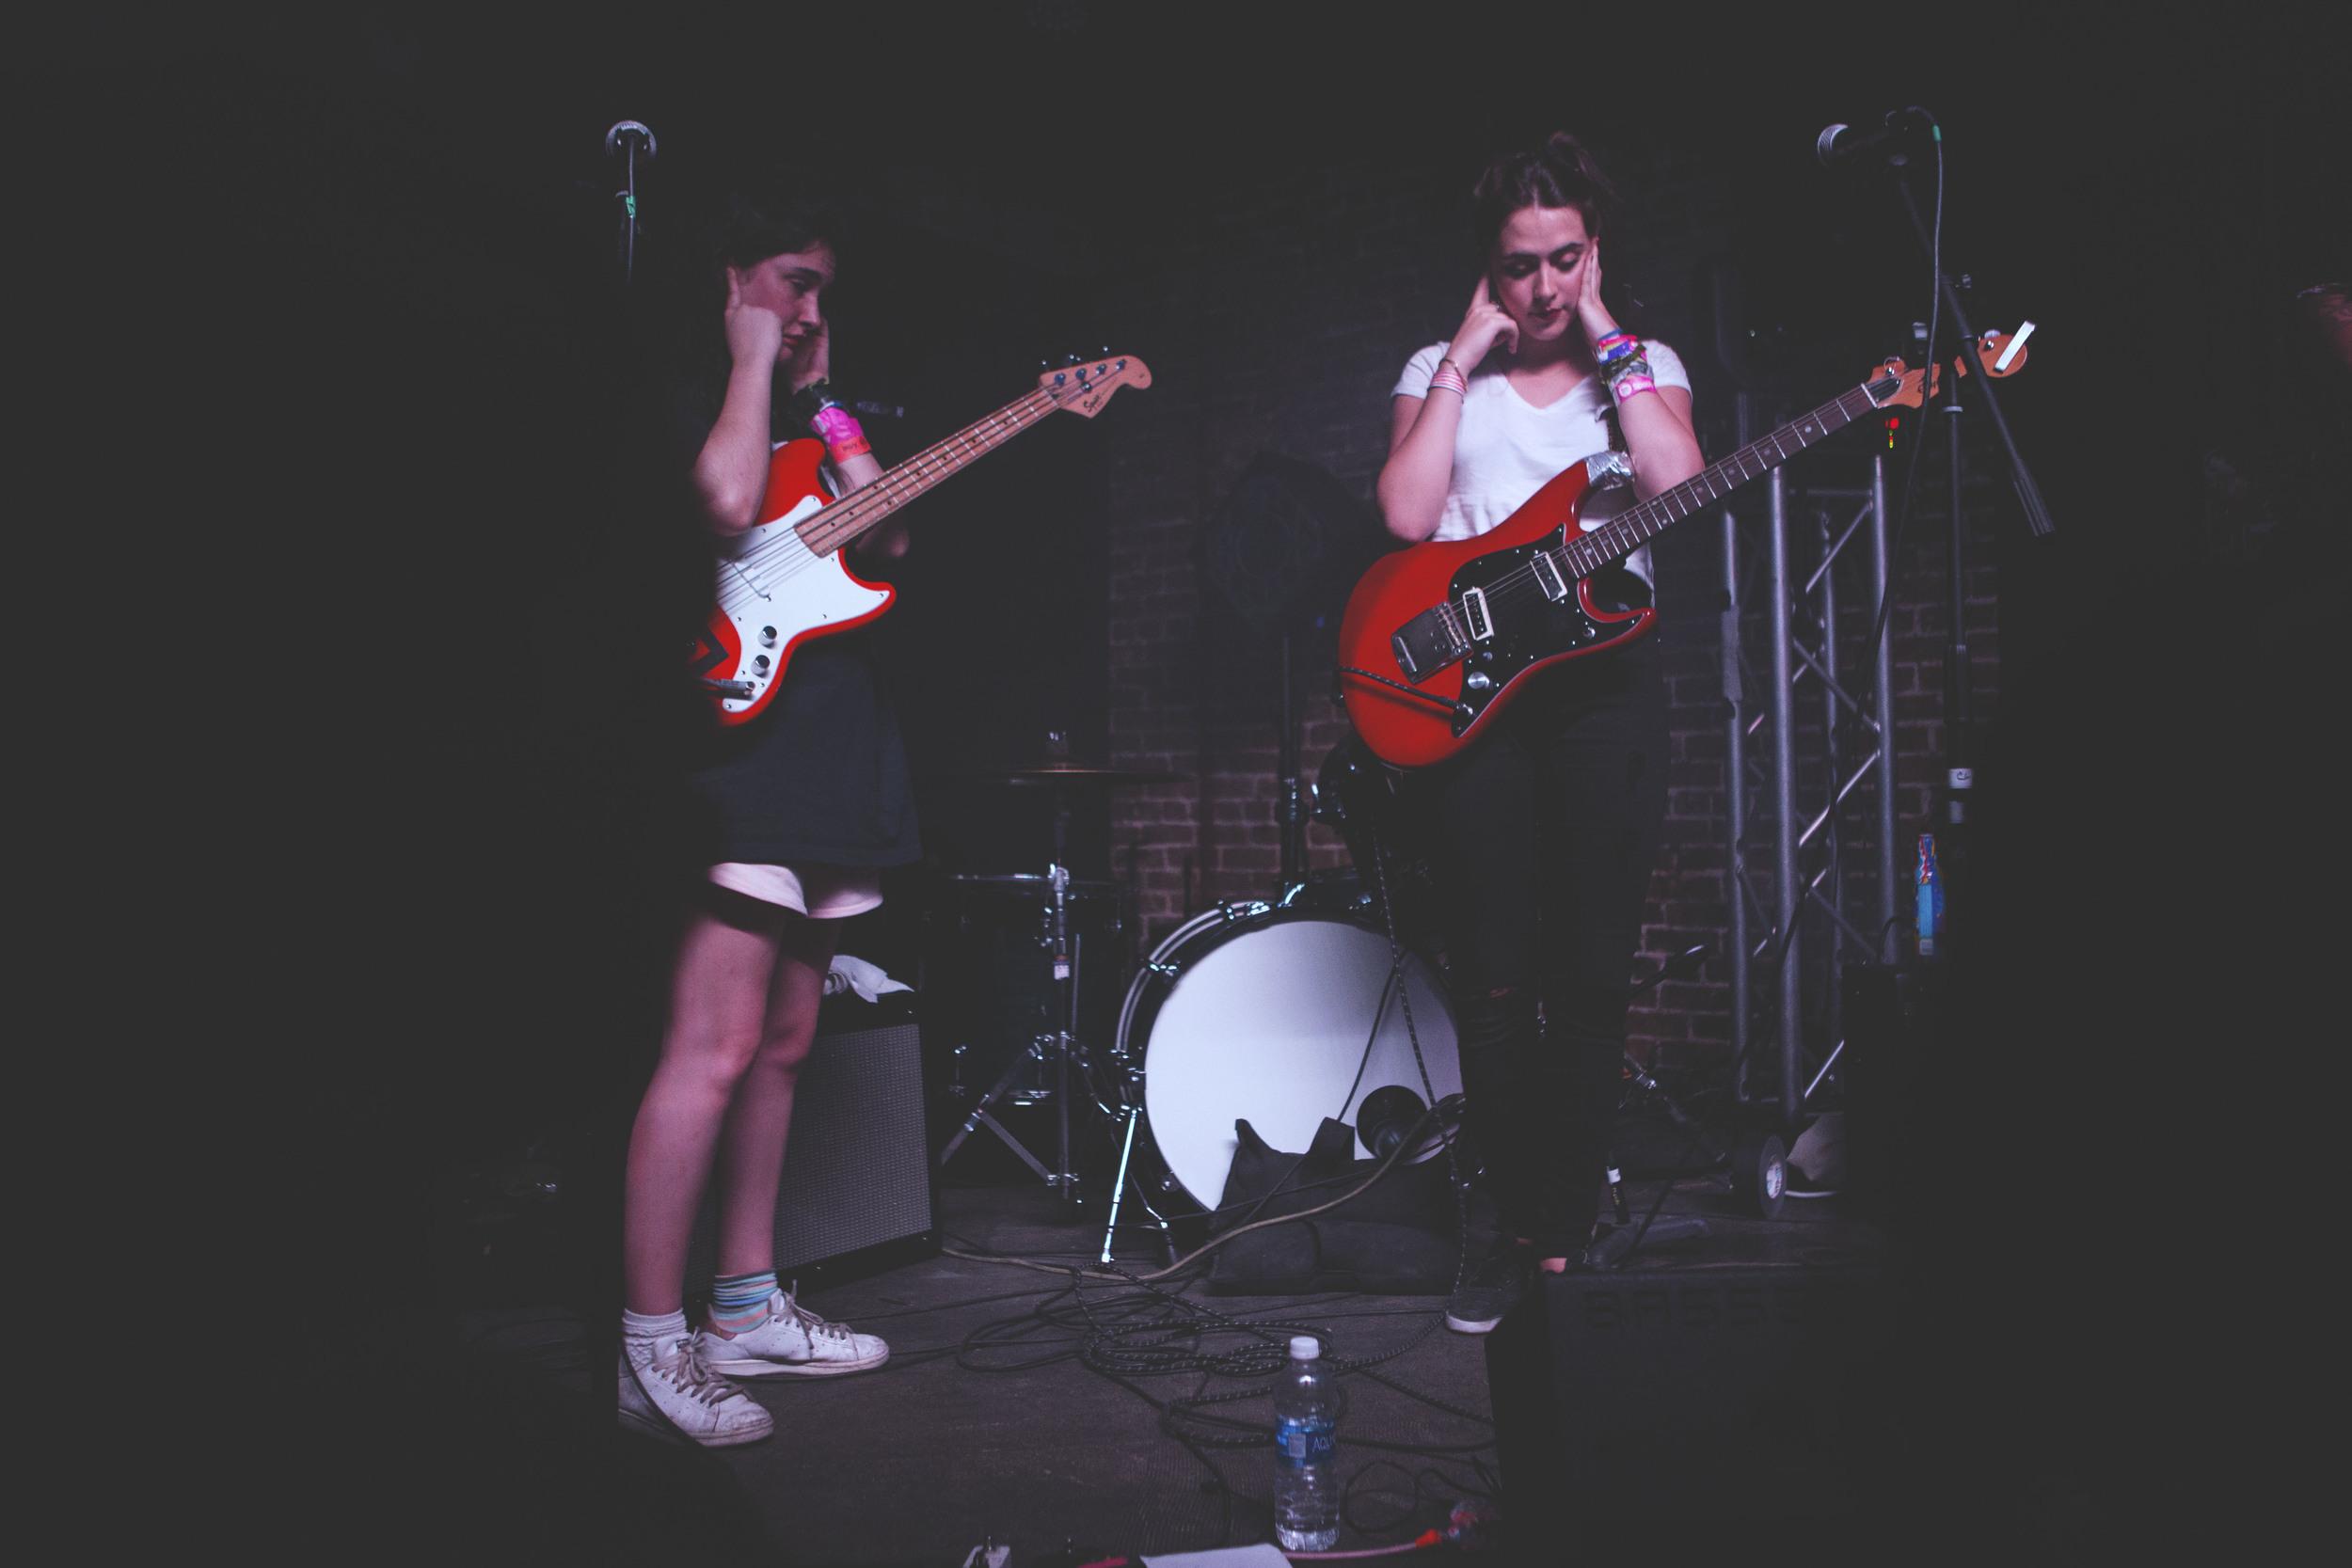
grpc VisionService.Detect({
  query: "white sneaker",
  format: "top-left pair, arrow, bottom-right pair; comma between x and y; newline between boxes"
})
701,1289 -> 889,1379
617,1330 -> 774,1447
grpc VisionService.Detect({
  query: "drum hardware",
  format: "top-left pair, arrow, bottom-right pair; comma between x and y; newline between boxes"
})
930,858 -> 1094,1205
930,874 -> 1122,1107
933,747 -> 1175,1214
1356,1085 -> 1433,1159
1097,1089 -> 1180,1267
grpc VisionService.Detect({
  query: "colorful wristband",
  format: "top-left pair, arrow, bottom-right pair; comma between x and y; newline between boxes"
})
1427,360 -> 1469,398
1609,373 -> 1658,404
811,404 -> 871,461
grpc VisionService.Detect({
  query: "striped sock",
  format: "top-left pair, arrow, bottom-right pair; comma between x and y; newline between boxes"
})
707,1270 -> 780,1336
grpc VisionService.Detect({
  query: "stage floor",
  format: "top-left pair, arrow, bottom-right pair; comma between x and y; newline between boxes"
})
404,1153 -> 1895,1566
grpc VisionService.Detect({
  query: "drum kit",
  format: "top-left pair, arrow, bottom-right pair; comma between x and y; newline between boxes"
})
924,744 -> 1461,1264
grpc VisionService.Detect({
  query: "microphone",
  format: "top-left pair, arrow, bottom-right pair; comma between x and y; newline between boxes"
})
1815,107 -> 1935,169
604,119 -> 658,161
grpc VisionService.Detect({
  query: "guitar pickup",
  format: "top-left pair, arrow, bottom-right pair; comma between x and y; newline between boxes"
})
1529,551 -> 1568,603
1459,586 -> 1493,641
1391,602 -> 1471,683
701,678 -> 756,699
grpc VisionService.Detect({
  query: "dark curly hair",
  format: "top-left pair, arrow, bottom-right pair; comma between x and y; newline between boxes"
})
1470,131 -> 1621,255
707,179 -> 844,277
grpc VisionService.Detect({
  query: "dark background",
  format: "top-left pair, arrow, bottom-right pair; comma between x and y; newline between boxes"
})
27,1 -> 2343,1546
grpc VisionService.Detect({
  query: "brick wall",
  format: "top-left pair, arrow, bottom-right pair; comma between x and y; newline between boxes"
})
1098,146 -> 2005,1073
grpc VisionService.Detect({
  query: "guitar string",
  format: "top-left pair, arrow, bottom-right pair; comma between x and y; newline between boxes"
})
766,387 -> 1057,558
767,366 -> 1099,555
1342,375 -> 1894,704
715,381 -> 1076,612
707,359 -> 1138,692
1396,379 -> 1890,638
731,365 -> 1883,625
1502,385 -> 1878,607
799,387 -> 1063,552
716,385 -> 1067,613
719,384 -> 1060,607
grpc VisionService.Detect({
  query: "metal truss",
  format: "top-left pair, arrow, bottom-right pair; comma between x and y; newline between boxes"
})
1719,395 -> 1900,1127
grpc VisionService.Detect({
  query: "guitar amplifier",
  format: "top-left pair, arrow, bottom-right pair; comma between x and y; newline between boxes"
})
684,995 -> 936,1290
1486,1257 -> 1908,1534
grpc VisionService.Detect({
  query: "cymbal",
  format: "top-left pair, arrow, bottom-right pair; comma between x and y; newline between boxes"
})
961,761 -> 1184,786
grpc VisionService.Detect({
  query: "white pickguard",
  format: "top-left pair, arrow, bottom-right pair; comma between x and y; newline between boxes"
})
711,492 -> 891,718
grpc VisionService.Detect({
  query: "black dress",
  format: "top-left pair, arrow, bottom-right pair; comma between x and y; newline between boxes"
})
674,370 -> 922,873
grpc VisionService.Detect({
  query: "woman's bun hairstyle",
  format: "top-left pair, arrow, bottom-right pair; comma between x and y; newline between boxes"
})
1470,131 -> 1621,253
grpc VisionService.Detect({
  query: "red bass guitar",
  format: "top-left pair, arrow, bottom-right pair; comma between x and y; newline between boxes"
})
1336,335 -> 2023,768
693,353 -> 1151,726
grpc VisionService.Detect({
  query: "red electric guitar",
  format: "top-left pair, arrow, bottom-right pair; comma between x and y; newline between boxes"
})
692,353 -> 1152,725
1337,331 -> 2028,768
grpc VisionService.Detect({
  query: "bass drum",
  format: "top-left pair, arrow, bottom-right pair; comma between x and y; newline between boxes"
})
1118,905 -> 1460,1212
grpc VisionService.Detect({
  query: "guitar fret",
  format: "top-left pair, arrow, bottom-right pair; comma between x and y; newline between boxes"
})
802,391 -> 1057,551
1562,374 -> 1899,574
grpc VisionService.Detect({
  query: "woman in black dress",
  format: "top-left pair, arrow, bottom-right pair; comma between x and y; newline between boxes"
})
618,185 -> 918,1446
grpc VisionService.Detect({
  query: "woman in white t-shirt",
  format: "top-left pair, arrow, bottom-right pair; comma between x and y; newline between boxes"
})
1375,132 -> 1704,1333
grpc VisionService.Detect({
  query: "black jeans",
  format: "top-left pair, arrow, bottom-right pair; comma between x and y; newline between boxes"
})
1413,636 -> 1669,1257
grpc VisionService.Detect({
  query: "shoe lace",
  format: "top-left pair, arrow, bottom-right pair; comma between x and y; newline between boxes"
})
775,1289 -> 857,1344
654,1337 -> 734,1408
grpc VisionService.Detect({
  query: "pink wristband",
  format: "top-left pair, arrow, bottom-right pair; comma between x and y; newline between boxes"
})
810,404 -> 871,461
1427,361 -> 1469,397
1610,373 -> 1658,403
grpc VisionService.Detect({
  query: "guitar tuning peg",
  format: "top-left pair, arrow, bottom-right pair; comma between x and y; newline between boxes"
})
1063,352 -> 1082,366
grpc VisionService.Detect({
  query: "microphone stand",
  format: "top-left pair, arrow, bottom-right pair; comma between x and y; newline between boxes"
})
1873,150 -> 2059,975
605,120 -> 656,286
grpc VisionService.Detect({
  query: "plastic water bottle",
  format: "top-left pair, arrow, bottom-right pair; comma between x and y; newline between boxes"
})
1273,1334 -> 1340,1550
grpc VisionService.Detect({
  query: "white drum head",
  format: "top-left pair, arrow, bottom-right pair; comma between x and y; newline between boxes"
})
1140,914 -> 1459,1209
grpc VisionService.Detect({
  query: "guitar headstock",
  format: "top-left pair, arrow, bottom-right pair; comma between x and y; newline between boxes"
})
1865,325 -> 2033,406
1958,325 -> 2030,379
1039,350 -> 1152,418
1862,359 -> 1931,410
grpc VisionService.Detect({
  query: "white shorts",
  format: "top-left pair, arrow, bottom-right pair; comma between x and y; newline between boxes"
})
707,863 -> 883,919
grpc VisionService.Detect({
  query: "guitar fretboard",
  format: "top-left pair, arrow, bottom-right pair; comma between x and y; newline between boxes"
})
796,387 -> 1065,556
1556,373 -> 1899,578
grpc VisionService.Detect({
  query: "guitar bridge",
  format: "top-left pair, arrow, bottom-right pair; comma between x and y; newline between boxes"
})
1392,602 -> 1471,683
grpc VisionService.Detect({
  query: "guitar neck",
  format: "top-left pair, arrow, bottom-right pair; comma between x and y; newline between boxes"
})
795,387 -> 1062,556
1560,372 -> 1898,578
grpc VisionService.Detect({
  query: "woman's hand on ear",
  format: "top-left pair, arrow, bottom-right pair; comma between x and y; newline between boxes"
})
1449,275 -> 1519,371
723,267 -> 787,371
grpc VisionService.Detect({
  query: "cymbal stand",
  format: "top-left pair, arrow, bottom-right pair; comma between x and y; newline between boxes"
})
1098,1090 -> 1178,1265
935,1030 -> 1065,1185
1277,629 -> 1308,896
933,783 -> 1091,1213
